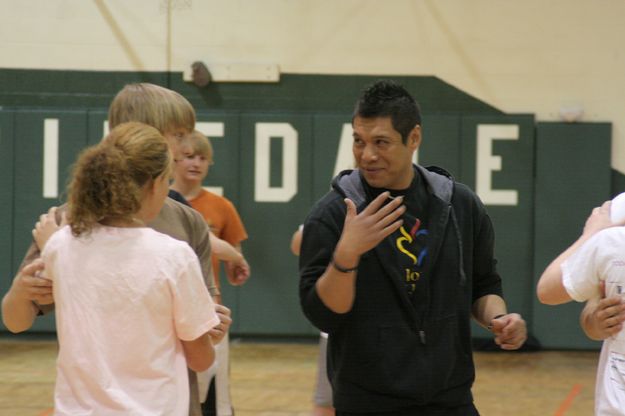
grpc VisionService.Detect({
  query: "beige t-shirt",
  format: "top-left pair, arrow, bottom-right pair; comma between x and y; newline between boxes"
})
42,225 -> 219,416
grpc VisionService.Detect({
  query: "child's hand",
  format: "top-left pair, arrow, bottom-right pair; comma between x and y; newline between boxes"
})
13,259 -> 54,305
33,206 -> 67,250
208,304 -> 232,344
226,257 -> 250,286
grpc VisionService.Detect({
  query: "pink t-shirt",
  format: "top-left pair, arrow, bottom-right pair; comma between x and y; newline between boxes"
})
42,225 -> 219,416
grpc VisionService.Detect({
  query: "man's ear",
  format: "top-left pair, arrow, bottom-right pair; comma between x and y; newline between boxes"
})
407,125 -> 421,150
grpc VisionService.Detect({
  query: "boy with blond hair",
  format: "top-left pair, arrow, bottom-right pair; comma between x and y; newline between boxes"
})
171,130 -> 249,416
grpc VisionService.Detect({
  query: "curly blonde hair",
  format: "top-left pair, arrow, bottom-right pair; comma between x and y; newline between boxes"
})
68,122 -> 171,236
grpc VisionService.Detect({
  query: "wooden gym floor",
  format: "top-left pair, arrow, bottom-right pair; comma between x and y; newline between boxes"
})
0,335 -> 599,416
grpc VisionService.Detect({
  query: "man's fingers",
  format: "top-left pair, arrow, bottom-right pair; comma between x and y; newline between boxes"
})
368,195 -> 404,222
344,198 -> 357,219
360,191 -> 392,215
381,219 -> 404,238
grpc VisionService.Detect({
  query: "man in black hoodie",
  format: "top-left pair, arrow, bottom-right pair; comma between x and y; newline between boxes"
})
299,80 -> 527,415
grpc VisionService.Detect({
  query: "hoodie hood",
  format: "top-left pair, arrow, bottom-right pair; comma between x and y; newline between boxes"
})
331,164 -> 454,208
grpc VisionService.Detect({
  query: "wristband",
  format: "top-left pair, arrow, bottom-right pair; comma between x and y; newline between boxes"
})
487,314 -> 507,331
331,255 -> 359,273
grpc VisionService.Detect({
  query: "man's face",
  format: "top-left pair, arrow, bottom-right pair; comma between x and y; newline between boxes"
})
175,151 -> 211,184
352,116 -> 420,190
163,128 -> 190,162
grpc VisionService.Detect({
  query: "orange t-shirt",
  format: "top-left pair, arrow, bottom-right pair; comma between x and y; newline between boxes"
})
189,189 -> 248,289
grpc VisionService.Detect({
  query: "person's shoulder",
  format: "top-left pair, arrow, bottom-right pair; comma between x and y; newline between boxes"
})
154,197 -> 208,234
307,190 -> 345,222
167,189 -> 190,206
199,189 -> 233,206
44,225 -> 72,252
162,197 -> 203,220
595,226 -> 625,244
143,227 -> 196,255
448,180 -> 482,205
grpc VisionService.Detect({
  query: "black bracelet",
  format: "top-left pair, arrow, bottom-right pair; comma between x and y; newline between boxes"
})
331,255 -> 359,273
487,314 -> 507,331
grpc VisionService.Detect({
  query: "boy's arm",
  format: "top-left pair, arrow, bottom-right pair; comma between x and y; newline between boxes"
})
2,260 -> 50,333
209,232 -> 243,262
225,244 -> 250,286
3,205 -> 65,331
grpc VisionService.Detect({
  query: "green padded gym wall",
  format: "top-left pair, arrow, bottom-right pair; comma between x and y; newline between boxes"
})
532,122 -> 611,349
0,70 -> 616,348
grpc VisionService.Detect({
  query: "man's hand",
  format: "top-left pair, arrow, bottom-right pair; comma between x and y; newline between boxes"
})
208,304 -> 232,345
11,259 -> 53,305
335,192 -> 405,262
489,313 -> 527,350
315,192 -> 405,314
33,206 -> 66,250
225,256 -> 250,286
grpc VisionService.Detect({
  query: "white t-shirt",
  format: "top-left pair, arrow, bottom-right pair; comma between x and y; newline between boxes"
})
42,225 -> 220,416
562,227 -> 625,415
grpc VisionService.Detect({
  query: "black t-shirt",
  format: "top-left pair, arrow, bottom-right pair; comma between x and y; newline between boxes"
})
361,170 -> 430,299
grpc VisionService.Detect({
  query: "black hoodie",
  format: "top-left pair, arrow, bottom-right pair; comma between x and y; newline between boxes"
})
299,165 -> 503,413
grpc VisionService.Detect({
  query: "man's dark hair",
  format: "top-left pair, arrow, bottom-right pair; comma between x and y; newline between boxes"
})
353,80 -> 421,143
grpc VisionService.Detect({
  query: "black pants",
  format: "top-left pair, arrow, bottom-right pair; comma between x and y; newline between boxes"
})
336,403 -> 479,416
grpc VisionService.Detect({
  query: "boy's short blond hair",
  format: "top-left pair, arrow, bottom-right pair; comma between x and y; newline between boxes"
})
108,83 -> 195,134
180,130 -> 214,165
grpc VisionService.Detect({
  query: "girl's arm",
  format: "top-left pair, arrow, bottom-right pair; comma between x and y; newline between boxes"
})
537,201 -> 614,305
181,332 -> 215,372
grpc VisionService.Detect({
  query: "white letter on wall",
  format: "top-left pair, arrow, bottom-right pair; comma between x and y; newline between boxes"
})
476,124 -> 519,206
255,123 -> 298,202
43,119 -> 59,199
196,121 -> 225,196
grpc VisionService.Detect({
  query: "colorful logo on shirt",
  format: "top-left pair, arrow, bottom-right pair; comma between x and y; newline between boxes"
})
396,218 -> 428,295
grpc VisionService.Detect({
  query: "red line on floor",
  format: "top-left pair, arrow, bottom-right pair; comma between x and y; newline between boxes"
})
554,383 -> 583,416
37,408 -> 53,416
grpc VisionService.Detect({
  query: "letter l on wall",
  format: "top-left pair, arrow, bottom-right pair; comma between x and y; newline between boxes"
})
43,118 -> 59,199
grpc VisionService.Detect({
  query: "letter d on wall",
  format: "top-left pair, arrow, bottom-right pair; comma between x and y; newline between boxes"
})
254,123 -> 298,202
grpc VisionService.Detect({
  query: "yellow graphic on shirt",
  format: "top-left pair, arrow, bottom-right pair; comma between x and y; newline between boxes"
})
397,226 -> 418,264
395,219 -> 428,295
